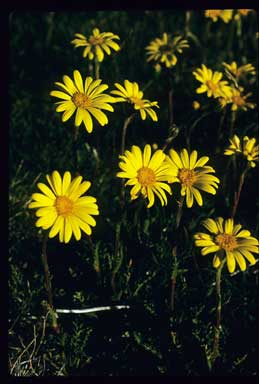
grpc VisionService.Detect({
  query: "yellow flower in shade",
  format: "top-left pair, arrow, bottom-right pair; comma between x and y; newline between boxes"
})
166,149 -> 220,208
219,87 -> 255,111
28,171 -> 99,243
71,28 -> 120,62
235,9 -> 252,19
204,10 -> 233,23
50,70 -> 115,133
223,61 -> 256,78
117,144 -> 172,208
111,80 -> 159,121
224,135 -> 259,168
145,33 -> 189,69
193,64 -> 232,98
194,217 -> 258,273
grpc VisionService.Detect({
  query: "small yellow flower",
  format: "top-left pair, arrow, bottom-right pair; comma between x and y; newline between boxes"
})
205,10 -> 233,23
166,149 -> 220,208
193,64 -> 232,98
145,33 -> 189,69
117,144 -> 172,208
223,61 -> 256,78
224,135 -> 259,168
71,28 -> 120,62
50,70 -> 115,133
219,87 -> 255,111
235,9 -> 252,20
111,80 -> 159,121
194,217 -> 258,273
192,101 -> 200,110
29,171 -> 99,243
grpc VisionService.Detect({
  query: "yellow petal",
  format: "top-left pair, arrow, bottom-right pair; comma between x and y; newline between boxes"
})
62,172 -> 72,195
226,251 -> 236,273
73,70 -> 84,92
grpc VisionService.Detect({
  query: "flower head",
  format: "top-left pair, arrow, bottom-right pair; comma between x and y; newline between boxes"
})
219,87 -> 255,111
71,28 -> 120,62
193,64 -> 232,98
224,135 -> 259,168
145,33 -> 189,69
194,217 -> 258,273
50,70 -> 115,133
235,9 -> 252,19
204,10 -> 233,23
111,80 -> 159,121
166,149 -> 220,208
29,171 -> 99,243
223,61 -> 256,78
117,144 -> 172,208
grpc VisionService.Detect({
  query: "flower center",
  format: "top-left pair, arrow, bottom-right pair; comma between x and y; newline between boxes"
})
130,97 -> 145,108
55,196 -> 73,216
232,95 -> 245,106
89,36 -> 104,45
178,168 -> 196,187
206,80 -> 218,92
137,167 -> 156,187
215,233 -> 237,251
72,92 -> 92,109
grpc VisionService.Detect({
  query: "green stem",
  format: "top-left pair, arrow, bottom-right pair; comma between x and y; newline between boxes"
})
41,234 -> 59,333
185,10 -> 191,37
73,125 -> 79,172
170,195 -> 184,311
211,259 -> 226,365
231,169 -> 247,219
168,89 -> 174,126
229,110 -> 236,137
121,113 -> 135,155
95,57 -> 100,79
226,19 -> 235,61
111,223 -> 122,294
217,107 -> 227,142
175,195 -> 184,230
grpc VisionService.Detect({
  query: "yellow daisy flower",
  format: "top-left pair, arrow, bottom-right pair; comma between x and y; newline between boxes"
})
235,9 -> 252,19
50,70 -> 115,133
193,64 -> 232,98
29,171 -> 99,243
194,217 -> 258,273
224,135 -> 259,168
117,144 -> 172,208
145,33 -> 189,69
71,28 -> 120,62
204,10 -> 233,23
219,87 -> 255,111
166,149 -> 220,208
223,61 -> 256,78
111,80 -> 159,121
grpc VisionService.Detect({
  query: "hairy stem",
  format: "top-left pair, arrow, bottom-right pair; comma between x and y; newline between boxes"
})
231,169 -> 247,219
41,234 -> 59,332
121,113 -> 135,155
73,125 -> 79,172
211,259 -> 226,365
170,195 -> 184,311
95,57 -> 100,79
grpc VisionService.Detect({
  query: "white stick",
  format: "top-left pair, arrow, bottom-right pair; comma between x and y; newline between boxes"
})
55,305 -> 131,315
